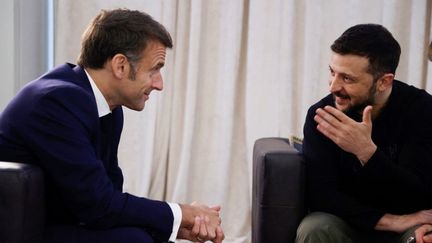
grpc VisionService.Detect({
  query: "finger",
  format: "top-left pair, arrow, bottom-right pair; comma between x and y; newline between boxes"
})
213,226 -> 225,243
323,105 -> 350,122
416,225 -> 430,243
316,108 -> 342,127
362,105 -> 373,126
315,114 -> 338,141
424,227 -> 432,243
191,216 -> 201,238
205,215 -> 216,239
424,234 -> 432,243
198,216 -> 208,241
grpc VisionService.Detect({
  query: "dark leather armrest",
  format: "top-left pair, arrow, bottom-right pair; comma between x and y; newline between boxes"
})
252,137 -> 306,243
0,161 -> 45,242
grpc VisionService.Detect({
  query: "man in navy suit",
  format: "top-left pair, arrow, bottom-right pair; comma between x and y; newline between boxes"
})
0,9 -> 223,243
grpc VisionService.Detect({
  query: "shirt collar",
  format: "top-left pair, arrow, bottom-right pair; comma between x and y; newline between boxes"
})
84,69 -> 111,117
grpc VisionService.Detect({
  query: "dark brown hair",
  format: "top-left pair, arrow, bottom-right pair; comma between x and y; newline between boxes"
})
77,9 -> 173,69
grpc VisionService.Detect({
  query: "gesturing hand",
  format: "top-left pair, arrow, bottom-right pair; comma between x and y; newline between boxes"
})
314,105 -> 377,165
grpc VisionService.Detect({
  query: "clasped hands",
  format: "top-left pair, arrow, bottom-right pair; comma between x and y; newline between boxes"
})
408,210 -> 432,243
177,202 -> 224,242
314,105 -> 377,165
377,210 -> 432,243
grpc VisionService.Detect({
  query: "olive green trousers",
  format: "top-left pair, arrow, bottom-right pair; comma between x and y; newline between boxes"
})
296,212 -> 418,243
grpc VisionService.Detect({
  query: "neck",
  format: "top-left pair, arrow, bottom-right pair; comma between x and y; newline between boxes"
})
86,67 -> 118,111
371,86 -> 392,119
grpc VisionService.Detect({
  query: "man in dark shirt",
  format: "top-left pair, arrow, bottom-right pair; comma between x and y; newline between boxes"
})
296,24 -> 432,243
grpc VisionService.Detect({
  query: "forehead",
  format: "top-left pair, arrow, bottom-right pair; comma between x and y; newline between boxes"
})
142,40 -> 167,60
330,52 -> 370,75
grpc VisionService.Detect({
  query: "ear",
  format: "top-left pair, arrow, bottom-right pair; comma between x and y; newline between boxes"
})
377,73 -> 394,92
110,54 -> 129,79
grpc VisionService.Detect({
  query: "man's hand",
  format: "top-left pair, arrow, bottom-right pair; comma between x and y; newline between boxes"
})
314,105 -> 377,165
177,216 -> 224,242
376,210 -> 432,233
177,202 -> 224,242
415,224 -> 432,243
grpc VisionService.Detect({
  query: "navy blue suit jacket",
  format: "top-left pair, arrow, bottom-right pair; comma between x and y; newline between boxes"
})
0,63 -> 174,241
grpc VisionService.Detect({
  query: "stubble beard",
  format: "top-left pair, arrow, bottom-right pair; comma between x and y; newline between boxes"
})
334,81 -> 377,115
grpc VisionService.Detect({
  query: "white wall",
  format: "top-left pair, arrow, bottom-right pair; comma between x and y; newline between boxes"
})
0,0 -> 49,111
0,0 -> 15,111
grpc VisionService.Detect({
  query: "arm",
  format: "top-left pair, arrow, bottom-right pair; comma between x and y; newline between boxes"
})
311,96 -> 432,231
304,103 -> 385,230
20,87 -> 173,240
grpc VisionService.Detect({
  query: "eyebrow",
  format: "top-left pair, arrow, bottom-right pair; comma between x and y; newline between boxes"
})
328,65 -> 359,80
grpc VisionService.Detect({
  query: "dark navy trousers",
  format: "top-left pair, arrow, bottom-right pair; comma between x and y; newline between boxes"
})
45,225 -> 163,243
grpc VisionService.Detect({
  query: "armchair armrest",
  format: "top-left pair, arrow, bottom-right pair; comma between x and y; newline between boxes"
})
252,137 -> 306,243
0,161 -> 45,242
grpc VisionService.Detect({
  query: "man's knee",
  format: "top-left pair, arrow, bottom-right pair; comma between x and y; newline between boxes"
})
296,212 -> 357,243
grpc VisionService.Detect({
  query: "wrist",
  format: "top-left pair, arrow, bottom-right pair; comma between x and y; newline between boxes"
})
376,214 -> 404,232
376,213 -> 419,233
357,143 -> 377,165
179,204 -> 194,228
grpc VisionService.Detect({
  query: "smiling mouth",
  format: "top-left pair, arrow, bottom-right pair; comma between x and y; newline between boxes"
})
333,91 -> 349,99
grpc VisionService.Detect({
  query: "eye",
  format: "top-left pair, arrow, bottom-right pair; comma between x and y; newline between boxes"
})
149,68 -> 160,78
342,75 -> 353,83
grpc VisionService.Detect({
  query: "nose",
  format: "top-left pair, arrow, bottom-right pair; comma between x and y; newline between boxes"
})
152,73 -> 163,91
329,75 -> 342,93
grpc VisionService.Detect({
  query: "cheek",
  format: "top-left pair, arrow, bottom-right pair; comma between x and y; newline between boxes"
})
349,89 -> 371,104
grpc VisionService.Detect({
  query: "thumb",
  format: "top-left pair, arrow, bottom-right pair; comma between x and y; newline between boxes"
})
362,105 -> 373,125
424,234 -> 432,242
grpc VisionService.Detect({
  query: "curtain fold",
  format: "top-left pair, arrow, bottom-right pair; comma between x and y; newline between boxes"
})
54,1 -> 431,242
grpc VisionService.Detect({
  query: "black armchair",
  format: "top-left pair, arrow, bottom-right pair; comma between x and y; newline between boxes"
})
0,161 -> 45,242
252,137 -> 306,243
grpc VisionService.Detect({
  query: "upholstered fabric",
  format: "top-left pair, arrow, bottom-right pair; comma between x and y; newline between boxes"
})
0,161 -> 45,242
252,138 -> 305,243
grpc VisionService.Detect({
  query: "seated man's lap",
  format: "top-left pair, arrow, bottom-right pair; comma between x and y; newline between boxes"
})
296,212 -> 413,243
45,225 -> 156,243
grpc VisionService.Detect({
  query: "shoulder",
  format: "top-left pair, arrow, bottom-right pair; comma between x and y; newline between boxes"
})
2,64 -> 98,129
392,80 -> 432,111
21,64 -> 94,110
390,80 -> 432,129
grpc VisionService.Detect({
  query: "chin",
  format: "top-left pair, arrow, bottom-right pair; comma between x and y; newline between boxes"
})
127,103 -> 145,111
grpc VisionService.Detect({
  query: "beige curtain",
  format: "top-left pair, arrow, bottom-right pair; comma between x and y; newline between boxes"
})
54,0 -> 432,242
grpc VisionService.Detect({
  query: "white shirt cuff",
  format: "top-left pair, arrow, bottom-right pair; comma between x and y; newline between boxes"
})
167,202 -> 182,242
